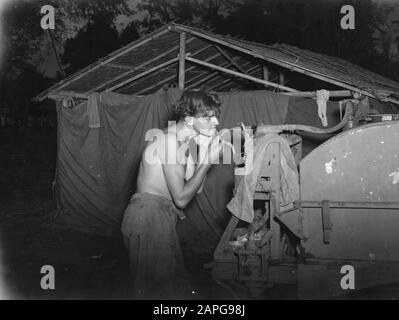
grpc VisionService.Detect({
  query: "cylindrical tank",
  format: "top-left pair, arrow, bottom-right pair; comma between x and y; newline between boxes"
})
299,121 -> 399,261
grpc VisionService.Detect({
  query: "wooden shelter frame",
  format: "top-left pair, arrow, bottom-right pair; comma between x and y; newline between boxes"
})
39,23 -> 399,106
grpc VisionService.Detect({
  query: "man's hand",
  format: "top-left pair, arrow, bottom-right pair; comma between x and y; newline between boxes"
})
162,134 -> 219,209
206,136 -> 223,164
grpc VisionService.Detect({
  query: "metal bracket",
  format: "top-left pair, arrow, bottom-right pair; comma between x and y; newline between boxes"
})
321,200 -> 332,244
237,249 -> 269,282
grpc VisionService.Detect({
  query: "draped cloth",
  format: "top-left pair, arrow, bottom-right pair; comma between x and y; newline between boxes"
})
226,134 -> 299,223
54,89 -> 340,251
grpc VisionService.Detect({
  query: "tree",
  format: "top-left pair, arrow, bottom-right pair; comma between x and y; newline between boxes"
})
371,2 -> 399,80
55,0 -> 135,73
134,0 -> 232,31
119,21 -> 140,46
0,0 -> 134,114
215,0 -> 396,80
62,12 -> 122,73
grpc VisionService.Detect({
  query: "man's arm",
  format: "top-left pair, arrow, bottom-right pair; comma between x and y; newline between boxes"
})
162,162 -> 211,209
161,134 -> 220,209
197,171 -> 206,194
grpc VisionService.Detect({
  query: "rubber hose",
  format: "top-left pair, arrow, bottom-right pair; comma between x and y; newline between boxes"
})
256,100 -> 353,135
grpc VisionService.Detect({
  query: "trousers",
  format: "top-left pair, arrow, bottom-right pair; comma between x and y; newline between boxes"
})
121,192 -> 191,299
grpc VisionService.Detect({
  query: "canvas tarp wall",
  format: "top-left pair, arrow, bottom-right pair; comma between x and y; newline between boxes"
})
54,88 -> 342,250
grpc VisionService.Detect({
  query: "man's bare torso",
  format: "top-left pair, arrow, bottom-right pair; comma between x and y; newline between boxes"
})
136,126 -> 183,200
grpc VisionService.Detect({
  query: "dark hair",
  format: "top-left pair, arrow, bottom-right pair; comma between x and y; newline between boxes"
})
174,90 -> 221,120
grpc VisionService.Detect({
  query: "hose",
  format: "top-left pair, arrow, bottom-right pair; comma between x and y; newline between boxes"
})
256,100 -> 354,135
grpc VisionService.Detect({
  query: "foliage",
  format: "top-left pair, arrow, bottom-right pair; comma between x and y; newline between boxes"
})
0,0 -> 135,113
133,0 -> 398,82
0,0 -> 398,115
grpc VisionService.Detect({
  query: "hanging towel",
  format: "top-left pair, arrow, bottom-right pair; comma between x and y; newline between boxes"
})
227,133 -> 299,223
87,92 -> 101,128
316,89 -> 330,127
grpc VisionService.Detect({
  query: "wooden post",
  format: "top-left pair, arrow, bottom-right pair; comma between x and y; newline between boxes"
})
179,32 -> 186,90
88,36 -> 198,94
172,24 -> 392,103
136,46 -> 218,95
270,142 -> 281,260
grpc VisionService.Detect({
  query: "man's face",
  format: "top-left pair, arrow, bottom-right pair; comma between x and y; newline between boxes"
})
192,111 -> 219,137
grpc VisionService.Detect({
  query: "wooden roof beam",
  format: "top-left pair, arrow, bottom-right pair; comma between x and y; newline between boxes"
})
105,57 -> 180,92
109,43 -> 217,94
37,26 -> 171,101
135,51 -> 224,95
171,24 -> 391,102
106,63 -> 143,71
87,36 -> 199,94
214,45 -> 249,75
187,60 -> 255,90
48,90 -> 88,100
185,56 -> 298,92
209,64 -> 263,91
282,90 -> 352,98
385,97 -> 399,105
178,32 -> 186,89
186,61 -> 237,89
170,24 -> 304,73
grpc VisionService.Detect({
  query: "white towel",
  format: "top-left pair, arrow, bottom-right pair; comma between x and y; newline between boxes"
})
87,92 -> 101,128
316,89 -> 330,127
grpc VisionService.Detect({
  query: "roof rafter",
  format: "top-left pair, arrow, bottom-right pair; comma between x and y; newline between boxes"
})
36,25 -> 171,101
106,57 -> 180,92
106,63 -> 137,71
209,64 -> 263,91
136,51 -> 225,95
36,22 -> 399,105
170,23 -> 398,103
186,60 -> 256,90
214,45 -> 249,75
185,56 -> 298,92
110,43 -> 217,94
87,36 -> 199,94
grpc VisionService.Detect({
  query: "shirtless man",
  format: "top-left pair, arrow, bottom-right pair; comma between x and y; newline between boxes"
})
121,90 -> 222,299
